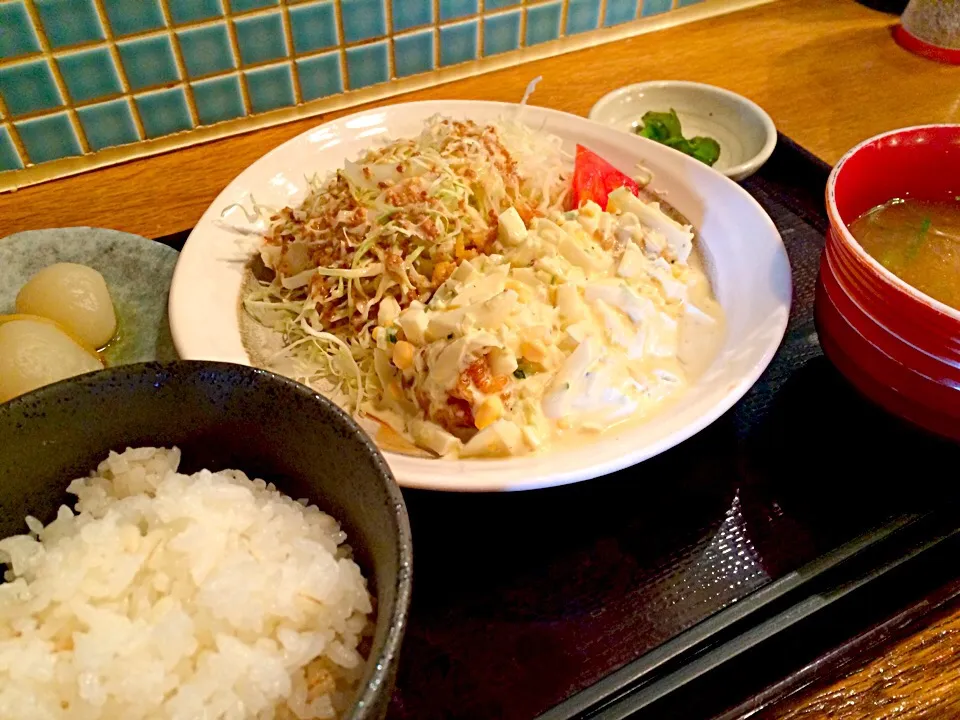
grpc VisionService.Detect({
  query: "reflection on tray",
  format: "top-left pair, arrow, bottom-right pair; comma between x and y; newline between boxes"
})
395,419 -> 746,720
741,355 -> 956,578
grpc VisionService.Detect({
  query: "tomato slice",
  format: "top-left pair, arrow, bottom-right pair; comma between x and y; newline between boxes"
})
570,144 -> 640,211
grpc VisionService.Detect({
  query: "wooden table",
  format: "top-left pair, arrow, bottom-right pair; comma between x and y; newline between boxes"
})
756,590 -> 960,719
2,0 -> 959,717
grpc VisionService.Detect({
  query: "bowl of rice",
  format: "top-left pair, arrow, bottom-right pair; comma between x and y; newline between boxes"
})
0,360 -> 412,720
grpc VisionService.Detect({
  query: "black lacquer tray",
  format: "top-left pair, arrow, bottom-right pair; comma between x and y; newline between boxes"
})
158,136 -> 960,720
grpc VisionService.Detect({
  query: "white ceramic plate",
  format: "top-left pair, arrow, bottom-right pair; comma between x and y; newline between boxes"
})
589,81 -> 777,181
170,101 -> 791,492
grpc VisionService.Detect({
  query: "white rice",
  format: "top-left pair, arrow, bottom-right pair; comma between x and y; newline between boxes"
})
0,447 -> 373,720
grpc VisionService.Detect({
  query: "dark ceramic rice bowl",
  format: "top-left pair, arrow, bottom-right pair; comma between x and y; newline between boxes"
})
0,361 -> 412,720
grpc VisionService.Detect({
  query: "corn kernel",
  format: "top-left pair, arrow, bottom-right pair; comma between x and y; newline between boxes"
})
474,396 -> 504,430
392,340 -> 415,370
432,261 -> 456,286
520,340 -> 546,364
388,380 -> 405,401
505,279 -> 532,303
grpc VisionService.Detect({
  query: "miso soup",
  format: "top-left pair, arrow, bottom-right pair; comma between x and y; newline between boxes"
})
848,198 -> 960,310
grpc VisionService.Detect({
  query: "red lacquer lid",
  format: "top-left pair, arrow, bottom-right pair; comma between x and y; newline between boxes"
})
894,23 -> 960,64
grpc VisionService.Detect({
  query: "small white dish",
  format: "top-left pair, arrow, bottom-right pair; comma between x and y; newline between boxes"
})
589,81 -> 777,181
169,100 -> 791,492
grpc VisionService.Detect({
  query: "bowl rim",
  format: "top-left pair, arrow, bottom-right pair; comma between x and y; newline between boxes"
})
588,80 -> 778,180
0,360 -> 413,720
816,260 -> 960,441
825,123 -> 960,324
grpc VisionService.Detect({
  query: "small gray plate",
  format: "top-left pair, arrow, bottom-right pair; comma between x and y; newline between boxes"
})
0,227 -> 178,363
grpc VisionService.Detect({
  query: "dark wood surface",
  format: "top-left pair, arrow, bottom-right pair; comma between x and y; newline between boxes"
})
746,575 -> 960,720
762,598 -> 960,720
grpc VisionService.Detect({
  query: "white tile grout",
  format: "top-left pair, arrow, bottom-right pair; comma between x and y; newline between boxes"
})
279,0 -> 304,103
89,0 -> 148,142
20,0 -> 90,155
0,0 -> 623,71
382,0 -> 396,79
0,0 -> 734,169
432,0 -> 442,68
558,0 -> 570,37
0,0 -> 774,187
0,94 -> 30,169
0,0 -> 678,125
478,0 -> 486,59
221,2 -> 253,114
518,5 -> 528,50
333,0 -> 350,90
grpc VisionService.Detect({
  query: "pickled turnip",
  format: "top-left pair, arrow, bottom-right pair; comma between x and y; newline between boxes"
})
16,263 -> 117,348
0,317 -> 104,402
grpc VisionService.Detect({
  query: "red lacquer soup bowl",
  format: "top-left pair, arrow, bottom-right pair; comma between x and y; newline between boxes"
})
817,125 -> 960,441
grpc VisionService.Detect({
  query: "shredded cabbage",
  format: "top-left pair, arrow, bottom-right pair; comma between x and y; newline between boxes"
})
244,114 -> 571,413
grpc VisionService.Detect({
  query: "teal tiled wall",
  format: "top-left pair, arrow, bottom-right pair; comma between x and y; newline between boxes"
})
0,0 -> 705,175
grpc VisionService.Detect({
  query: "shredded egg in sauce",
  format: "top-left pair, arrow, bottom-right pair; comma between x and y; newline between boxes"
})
360,186 -> 724,458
